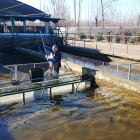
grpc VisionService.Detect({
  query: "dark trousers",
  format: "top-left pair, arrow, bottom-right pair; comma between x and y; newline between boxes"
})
50,62 -> 61,74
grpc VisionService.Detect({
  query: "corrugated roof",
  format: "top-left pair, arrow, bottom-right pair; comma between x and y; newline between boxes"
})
0,0 -> 62,23
0,0 -> 45,16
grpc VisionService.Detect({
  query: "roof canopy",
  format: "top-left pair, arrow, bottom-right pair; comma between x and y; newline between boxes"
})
0,0 -> 61,23
0,0 -> 44,15
0,14 -> 61,23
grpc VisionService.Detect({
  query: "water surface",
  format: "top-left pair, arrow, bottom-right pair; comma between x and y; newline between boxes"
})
0,88 -> 140,140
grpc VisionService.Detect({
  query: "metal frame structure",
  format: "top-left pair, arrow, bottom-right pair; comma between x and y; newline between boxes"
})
0,78 -> 92,104
0,61 -> 93,104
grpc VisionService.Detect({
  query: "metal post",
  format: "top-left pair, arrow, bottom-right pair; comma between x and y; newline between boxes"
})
127,37 -> 128,54
84,38 -> 85,48
23,92 -> 25,104
34,34 -> 35,46
72,83 -> 74,92
117,65 -> 119,76
90,79 -> 94,88
74,34 -> 75,47
110,36 -> 111,51
23,20 -> 26,33
128,64 -> 131,80
14,65 -> 17,81
50,87 -> 52,96
96,35 -> 97,49
11,18 -> 14,34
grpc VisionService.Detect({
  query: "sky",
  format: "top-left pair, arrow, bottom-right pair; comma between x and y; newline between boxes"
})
18,0 -> 41,10
17,0 -> 140,21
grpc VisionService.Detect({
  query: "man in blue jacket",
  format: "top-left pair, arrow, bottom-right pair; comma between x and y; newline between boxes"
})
44,45 -> 61,74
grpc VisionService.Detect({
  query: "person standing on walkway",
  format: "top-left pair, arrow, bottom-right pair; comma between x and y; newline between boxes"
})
44,45 -> 61,74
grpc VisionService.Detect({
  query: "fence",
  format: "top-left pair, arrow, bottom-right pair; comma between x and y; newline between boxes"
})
0,61 -> 76,94
98,62 -> 140,83
0,33 -> 63,49
63,33 -> 140,56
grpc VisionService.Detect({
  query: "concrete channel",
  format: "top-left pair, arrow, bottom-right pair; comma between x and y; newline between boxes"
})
15,47 -> 140,94
1,47 -> 140,140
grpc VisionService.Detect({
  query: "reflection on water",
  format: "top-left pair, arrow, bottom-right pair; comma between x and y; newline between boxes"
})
1,88 -> 140,140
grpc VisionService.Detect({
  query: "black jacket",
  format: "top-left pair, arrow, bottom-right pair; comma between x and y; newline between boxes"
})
52,50 -> 61,67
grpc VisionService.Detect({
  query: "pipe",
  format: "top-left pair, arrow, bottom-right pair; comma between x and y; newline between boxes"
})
0,33 -> 57,38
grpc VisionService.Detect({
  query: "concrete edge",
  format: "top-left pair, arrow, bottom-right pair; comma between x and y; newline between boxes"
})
82,67 -> 140,94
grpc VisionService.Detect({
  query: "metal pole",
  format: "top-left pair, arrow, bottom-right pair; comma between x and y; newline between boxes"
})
14,65 -> 17,81
23,92 -> 25,104
128,64 -> 131,80
127,37 -> 128,54
84,38 -> 85,48
117,65 -> 119,76
90,79 -> 94,88
74,34 -> 75,47
110,36 -> 111,51
96,35 -> 97,49
34,34 -> 35,46
72,83 -> 74,92
50,87 -> 52,96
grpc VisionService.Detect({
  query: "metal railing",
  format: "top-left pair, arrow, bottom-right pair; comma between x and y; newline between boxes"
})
0,61 -> 76,94
63,33 -> 140,57
99,62 -> 140,83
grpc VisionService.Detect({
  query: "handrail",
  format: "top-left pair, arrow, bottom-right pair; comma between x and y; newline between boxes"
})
0,79 -> 91,97
57,23 -> 67,46
0,73 -> 74,86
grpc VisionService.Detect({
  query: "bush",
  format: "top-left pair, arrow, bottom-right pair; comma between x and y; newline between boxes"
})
76,31 -> 82,39
112,34 -> 120,43
118,30 -> 130,44
129,30 -> 140,44
104,30 -> 110,42
95,32 -> 102,41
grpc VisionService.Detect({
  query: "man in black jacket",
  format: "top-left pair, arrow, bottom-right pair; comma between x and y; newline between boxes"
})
44,45 -> 61,74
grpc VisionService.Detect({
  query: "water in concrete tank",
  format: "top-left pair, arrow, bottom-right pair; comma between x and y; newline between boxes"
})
0,86 -> 140,140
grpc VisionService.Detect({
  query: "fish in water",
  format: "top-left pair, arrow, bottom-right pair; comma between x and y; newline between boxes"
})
110,117 -> 113,123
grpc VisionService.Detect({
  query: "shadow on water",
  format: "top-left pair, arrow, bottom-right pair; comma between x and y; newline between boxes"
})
0,115 -> 15,140
0,48 -> 46,65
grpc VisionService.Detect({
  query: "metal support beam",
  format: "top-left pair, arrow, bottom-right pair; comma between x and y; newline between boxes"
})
72,83 -> 74,92
128,64 -> 131,80
23,20 -> 26,33
3,22 -> 7,33
23,92 -> 25,104
50,87 -> 52,96
11,18 -> 14,34
45,15 -> 50,34
90,79 -> 94,88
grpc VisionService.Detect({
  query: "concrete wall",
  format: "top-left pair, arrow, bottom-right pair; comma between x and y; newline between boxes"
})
60,27 -> 140,35
16,48 -> 140,94
83,67 -> 140,94
0,38 -> 13,48
0,35 -> 63,49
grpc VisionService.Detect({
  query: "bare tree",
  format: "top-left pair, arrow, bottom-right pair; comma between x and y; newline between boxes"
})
77,0 -> 83,27
100,0 -> 104,27
74,0 -> 76,27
